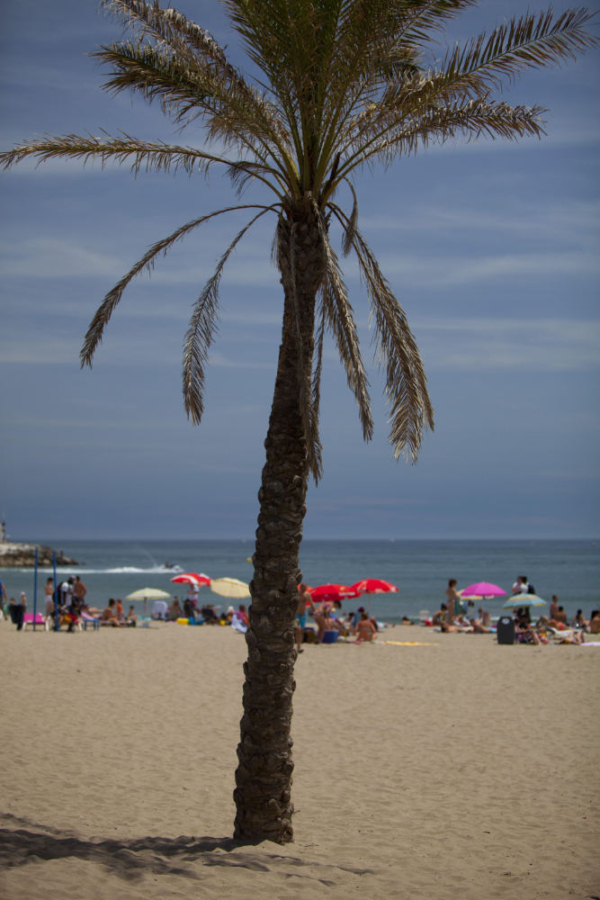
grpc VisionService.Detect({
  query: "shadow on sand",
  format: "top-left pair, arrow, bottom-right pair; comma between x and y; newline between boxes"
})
0,812 -> 373,886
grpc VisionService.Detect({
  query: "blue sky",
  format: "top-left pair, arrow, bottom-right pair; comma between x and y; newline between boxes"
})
1,0 -> 599,541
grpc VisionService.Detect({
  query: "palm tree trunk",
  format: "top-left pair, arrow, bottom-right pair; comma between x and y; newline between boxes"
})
233,200 -> 325,844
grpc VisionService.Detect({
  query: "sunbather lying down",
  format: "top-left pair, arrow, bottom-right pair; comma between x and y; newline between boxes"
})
556,630 -> 584,644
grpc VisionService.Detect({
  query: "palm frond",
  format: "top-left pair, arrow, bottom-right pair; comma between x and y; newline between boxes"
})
100,0 -> 238,78
0,131 -> 233,176
81,205 -> 276,368
183,207 -> 275,424
315,209 -> 374,443
331,206 -> 433,462
341,180 -> 358,256
311,302 -> 326,429
336,97 -> 547,181
442,8 -> 598,94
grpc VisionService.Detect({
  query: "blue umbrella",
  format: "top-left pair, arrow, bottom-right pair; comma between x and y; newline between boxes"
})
503,593 -> 546,608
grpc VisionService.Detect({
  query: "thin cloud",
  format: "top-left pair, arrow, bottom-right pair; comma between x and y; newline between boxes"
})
0,237 -> 125,278
378,250 -> 600,287
414,317 -> 600,371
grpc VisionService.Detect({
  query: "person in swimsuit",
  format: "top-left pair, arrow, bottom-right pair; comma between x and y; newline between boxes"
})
354,611 -> 376,642
445,580 -> 462,624
295,583 -> 314,652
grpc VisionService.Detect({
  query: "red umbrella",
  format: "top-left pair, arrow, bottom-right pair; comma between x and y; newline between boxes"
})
170,572 -> 211,587
309,584 -> 358,603
350,578 -> 398,595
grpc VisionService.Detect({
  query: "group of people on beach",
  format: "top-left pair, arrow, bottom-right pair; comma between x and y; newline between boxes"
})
3,570 -> 599,644
426,576 -> 600,643
160,595 -> 251,630
294,583 -> 380,650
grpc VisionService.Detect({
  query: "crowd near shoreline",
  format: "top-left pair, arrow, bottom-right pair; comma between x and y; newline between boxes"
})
2,571 -> 599,646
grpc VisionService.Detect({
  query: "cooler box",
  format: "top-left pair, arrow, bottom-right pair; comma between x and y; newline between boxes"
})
497,616 -> 515,645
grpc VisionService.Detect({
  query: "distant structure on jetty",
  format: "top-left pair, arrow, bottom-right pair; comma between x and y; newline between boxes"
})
0,517 -> 78,568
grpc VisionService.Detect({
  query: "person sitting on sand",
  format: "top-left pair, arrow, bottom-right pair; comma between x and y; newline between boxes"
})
100,598 -> 125,626
126,605 -> 138,627
515,622 -> 544,645
553,606 -> 568,625
571,609 -> 588,630
589,610 -> 600,634
168,597 -> 182,620
432,604 -> 447,626
354,611 -> 377,642
401,615 -> 413,626
478,607 -> 492,628
467,616 -> 491,634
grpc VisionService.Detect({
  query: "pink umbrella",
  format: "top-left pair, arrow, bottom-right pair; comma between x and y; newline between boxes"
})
460,582 -> 506,599
170,572 -> 211,587
350,578 -> 398,596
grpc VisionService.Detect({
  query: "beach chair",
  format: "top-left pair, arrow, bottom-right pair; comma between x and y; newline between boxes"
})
22,612 -> 50,631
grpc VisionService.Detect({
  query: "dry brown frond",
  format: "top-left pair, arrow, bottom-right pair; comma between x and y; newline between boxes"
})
331,205 -> 434,462
182,207 -> 278,424
315,208 -> 374,443
81,205 -> 276,369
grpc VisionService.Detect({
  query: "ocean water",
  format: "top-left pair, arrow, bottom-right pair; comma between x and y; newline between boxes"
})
1,539 -> 598,624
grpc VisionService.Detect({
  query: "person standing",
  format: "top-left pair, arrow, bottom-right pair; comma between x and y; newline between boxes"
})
73,576 -> 87,603
10,592 -> 26,630
445,579 -> 461,624
512,575 -> 528,595
44,577 -> 55,617
295,583 -> 314,652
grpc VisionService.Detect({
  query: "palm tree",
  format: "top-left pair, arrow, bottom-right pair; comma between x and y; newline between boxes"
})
1,0 -> 596,843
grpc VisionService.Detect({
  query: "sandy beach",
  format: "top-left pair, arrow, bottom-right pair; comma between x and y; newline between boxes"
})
0,622 -> 598,900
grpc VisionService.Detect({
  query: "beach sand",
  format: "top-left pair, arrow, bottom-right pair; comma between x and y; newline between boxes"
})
0,622 -> 598,900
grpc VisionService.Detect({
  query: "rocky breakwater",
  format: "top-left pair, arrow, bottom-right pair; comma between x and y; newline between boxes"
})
0,541 -> 78,568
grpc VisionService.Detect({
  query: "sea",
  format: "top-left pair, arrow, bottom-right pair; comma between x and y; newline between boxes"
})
1,539 -> 598,624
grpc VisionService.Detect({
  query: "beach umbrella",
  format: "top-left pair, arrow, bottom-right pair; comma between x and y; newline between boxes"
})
125,586 -> 172,615
210,577 -> 251,599
348,578 -> 398,615
170,572 -> 211,587
309,584 -> 357,603
350,578 -> 398,596
503,593 -> 546,608
125,587 -> 172,601
460,582 -> 506,599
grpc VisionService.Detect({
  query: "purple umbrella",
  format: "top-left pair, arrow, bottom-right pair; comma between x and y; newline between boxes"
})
460,582 -> 507,600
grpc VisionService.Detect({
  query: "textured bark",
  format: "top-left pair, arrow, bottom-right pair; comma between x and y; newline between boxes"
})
233,199 -> 326,844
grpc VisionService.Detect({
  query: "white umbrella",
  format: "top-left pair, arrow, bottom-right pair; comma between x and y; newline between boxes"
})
125,587 -> 172,616
210,577 -> 251,599
125,587 -> 172,601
